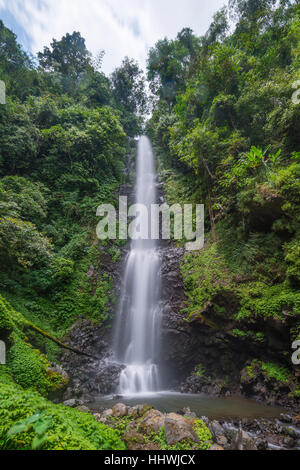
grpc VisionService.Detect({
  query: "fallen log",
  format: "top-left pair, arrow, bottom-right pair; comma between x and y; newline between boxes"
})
24,322 -> 99,360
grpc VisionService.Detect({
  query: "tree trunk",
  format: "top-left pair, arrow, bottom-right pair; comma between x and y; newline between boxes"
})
25,322 -> 98,359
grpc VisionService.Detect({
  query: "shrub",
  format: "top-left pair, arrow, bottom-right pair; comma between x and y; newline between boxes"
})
193,420 -> 213,450
0,382 -> 125,450
7,336 -> 67,396
52,257 -> 74,280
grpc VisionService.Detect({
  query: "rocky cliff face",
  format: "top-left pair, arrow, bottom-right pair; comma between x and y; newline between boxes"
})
159,242 -> 242,394
161,243 -> 299,409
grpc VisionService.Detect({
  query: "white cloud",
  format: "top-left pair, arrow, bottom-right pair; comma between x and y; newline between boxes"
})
0,0 -> 226,74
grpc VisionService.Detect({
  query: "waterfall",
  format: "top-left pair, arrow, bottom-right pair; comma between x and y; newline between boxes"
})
114,136 -> 161,394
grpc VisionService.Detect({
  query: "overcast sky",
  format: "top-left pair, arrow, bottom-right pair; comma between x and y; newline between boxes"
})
0,0 -> 226,74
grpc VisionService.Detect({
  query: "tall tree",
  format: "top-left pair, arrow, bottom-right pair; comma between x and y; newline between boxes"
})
111,57 -> 147,115
111,57 -> 147,136
0,20 -> 38,99
147,31 -> 198,104
203,7 -> 229,47
38,31 -> 91,78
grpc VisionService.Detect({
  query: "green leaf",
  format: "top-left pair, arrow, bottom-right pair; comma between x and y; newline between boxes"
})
32,434 -> 48,450
26,413 -> 41,425
34,418 -> 52,436
7,421 -> 29,437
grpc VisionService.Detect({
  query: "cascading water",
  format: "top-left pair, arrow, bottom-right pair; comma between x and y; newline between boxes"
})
114,136 -> 161,395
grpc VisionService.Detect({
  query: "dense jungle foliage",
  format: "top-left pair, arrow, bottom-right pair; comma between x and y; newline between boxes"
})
0,23 -> 149,340
0,21 -> 147,449
147,0 -> 300,387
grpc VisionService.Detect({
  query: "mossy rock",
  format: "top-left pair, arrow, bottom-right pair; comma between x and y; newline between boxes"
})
241,359 -> 299,405
236,282 -> 300,321
242,360 -> 293,384
135,417 -> 212,451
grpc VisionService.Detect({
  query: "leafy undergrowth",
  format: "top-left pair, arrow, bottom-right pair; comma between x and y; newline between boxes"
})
181,241 -> 300,325
261,362 -> 292,383
181,243 -> 234,318
0,234 -> 123,364
0,294 -> 68,397
1,242 -> 114,337
0,258 -> 127,451
236,282 -> 300,321
7,335 -> 68,396
0,379 -> 125,451
245,360 -> 292,383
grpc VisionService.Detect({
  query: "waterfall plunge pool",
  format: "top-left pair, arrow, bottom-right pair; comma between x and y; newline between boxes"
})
88,391 -> 285,420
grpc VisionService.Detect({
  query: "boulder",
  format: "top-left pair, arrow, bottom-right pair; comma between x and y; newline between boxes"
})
123,427 -> 146,450
140,442 -> 161,450
232,429 -> 258,450
209,420 -> 228,447
112,403 -> 128,417
128,404 -> 153,418
181,407 -> 197,420
76,405 -> 90,413
102,408 -> 113,418
209,420 -> 224,439
283,436 -> 295,448
93,408 -> 113,424
280,413 -> 293,424
164,413 -> 199,446
47,365 -> 70,400
209,444 -> 224,450
63,398 -> 84,408
93,413 -> 102,422
124,420 -> 161,450
216,435 -> 228,447
138,409 -> 165,434
240,360 -> 298,408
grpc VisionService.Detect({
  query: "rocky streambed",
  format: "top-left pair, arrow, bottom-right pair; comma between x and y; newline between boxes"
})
61,399 -> 300,451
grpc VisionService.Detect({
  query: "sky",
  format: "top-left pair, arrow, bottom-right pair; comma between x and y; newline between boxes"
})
0,0 -> 226,74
